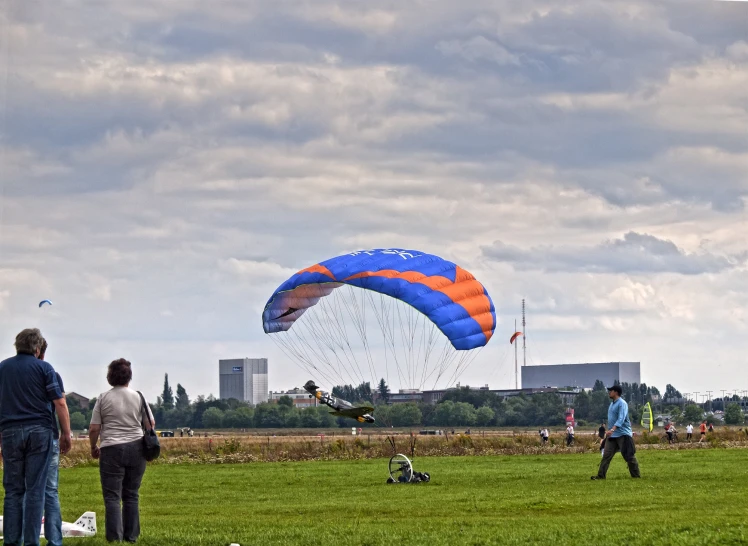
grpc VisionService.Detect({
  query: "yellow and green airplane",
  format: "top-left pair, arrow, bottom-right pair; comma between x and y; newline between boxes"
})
303,380 -> 375,423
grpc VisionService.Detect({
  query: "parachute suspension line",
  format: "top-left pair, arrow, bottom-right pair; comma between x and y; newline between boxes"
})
271,335 -> 337,388
319,287 -> 366,385
372,292 -> 407,390
316,288 -> 367,386
395,301 -> 411,389
419,322 -> 439,390
341,286 -> 377,390
423,334 -> 464,391
270,332 -> 337,389
282,319 -> 347,387
296,306 -> 356,386
323,290 -> 368,387
282,294 -> 363,388
446,346 -> 484,389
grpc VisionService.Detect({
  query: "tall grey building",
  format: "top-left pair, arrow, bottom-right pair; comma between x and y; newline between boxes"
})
521,362 -> 640,390
219,358 -> 269,405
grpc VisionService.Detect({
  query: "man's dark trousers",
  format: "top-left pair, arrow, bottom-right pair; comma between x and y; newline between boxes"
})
596,435 -> 640,478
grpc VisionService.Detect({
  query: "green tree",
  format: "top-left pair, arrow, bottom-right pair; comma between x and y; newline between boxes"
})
377,378 -> 390,404
88,397 -> 97,411
277,395 -> 294,408
233,407 -> 254,428
69,412 -> 87,430
475,406 -> 495,426
502,396 -> 531,427
300,406 -> 321,427
162,374 -> 174,410
573,391 -> 590,421
664,384 -> 682,402
390,403 -> 422,427
589,390 -> 611,423
223,410 -> 240,428
317,407 -> 337,427
683,404 -> 704,424
202,407 -> 224,428
66,395 -> 82,414
176,384 -> 190,410
282,407 -> 300,428
254,404 -> 284,427
724,403 -> 745,425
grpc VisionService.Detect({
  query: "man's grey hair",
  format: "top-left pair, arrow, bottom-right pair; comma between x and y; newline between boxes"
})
15,328 -> 45,355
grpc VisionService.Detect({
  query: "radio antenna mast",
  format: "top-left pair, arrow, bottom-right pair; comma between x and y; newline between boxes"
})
522,299 -> 526,368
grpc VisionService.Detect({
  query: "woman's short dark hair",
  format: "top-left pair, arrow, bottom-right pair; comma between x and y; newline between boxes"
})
107,358 -> 133,387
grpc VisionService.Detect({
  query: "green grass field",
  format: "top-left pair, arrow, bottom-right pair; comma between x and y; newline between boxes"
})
3,449 -> 748,545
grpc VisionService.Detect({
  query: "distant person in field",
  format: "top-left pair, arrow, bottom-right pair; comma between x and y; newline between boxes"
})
665,422 -> 674,444
89,359 -> 155,543
0,328 -> 71,546
686,424 -> 693,441
39,338 -> 66,546
565,424 -> 574,446
598,423 -> 607,455
591,385 -> 641,480
699,421 -> 707,442
708,423 -> 714,433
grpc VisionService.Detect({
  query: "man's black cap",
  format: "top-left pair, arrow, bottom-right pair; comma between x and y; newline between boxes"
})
607,385 -> 622,395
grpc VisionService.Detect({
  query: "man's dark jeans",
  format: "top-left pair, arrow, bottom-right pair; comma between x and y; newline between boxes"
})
100,439 -> 147,542
44,439 -> 63,546
1,424 -> 54,546
596,435 -> 641,478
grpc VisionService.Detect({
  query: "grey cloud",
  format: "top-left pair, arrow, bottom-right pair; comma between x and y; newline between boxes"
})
2,0 -> 748,398
436,36 -> 520,66
482,232 -> 744,275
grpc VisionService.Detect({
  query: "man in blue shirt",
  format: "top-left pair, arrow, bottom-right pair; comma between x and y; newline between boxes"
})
591,385 -> 641,480
39,338 -> 66,546
0,328 -> 72,546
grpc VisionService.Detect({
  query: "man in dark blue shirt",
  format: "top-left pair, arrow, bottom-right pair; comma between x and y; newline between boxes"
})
0,328 -> 71,546
39,338 -> 66,546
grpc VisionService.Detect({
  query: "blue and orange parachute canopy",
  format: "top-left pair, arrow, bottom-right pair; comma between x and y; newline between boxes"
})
263,249 -> 495,350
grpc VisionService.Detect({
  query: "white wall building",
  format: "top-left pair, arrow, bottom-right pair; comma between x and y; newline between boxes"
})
269,388 -> 319,408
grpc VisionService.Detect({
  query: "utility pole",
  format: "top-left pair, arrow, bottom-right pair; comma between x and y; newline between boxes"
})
521,299 -> 526,368
706,390 -> 712,413
721,390 -> 727,412
514,319 -> 518,390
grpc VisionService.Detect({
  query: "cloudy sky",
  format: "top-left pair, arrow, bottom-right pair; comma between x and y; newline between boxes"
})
1,0 -> 747,403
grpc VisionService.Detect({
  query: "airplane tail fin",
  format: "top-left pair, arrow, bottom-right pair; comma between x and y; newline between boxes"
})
73,512 -> 97,536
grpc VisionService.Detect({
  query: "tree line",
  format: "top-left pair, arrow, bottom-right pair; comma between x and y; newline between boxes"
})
68,374 -> 742,431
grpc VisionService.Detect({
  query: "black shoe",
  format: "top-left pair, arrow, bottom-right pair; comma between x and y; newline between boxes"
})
590,476 -> 605,480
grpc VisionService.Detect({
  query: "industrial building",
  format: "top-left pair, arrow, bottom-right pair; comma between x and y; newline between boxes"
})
269,388 -> 319,408
421,386 -> 580,406
520,362 -> 641,390
218,358 -> 269,405
388,390 -> 424,404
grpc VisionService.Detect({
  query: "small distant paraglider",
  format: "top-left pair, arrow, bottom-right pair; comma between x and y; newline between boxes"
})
39,299 -> 53,308
509,331 -> 522,344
